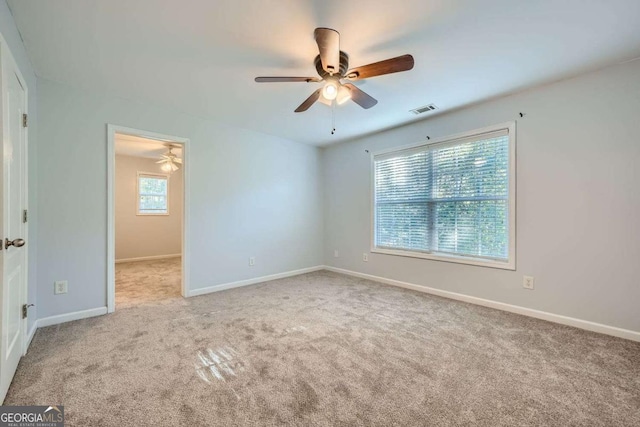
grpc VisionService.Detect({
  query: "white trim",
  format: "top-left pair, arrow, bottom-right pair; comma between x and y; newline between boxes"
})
187,266 -> 324,297
370,248 -> 513,270
24,320 -> 37,355
370,121 -> 516,270
323,266 -> 640,342
107,127 -> 115,312
107,125 -> 191,313
115,253 -> 181,264
37,307 -> 108,328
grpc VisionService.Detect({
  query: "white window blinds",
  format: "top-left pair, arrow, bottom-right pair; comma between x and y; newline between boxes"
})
374,129 -> 511,262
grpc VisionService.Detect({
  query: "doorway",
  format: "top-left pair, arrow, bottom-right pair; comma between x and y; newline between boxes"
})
107,126 -> 189,312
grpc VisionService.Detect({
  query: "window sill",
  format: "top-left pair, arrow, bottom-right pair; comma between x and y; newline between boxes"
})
370,247 -> 515,270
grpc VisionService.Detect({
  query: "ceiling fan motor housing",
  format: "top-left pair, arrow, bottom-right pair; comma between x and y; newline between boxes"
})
314,51 -> 349,78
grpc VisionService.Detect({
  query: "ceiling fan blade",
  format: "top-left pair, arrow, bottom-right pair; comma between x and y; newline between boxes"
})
174,158 -> 183,164
343,83 -> 378,109
345,54 -> 414,80
156,159 -> 165,164
314,28 -> 340,75
255,77 -> 321,83
295,88 -> 322,113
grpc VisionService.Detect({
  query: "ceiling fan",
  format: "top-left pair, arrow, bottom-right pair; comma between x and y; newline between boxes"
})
255,28 -> 414,112
156,145 -> 182,173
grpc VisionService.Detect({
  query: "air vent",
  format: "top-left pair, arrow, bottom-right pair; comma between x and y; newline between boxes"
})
410,104 -> 438,115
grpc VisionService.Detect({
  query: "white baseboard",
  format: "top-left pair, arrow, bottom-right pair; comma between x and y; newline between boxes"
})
24,320 -> 38,354
323,266 -> 640,343
188,265 -> 324,297
115,253 -> 181,264
29,266 -> 639,342
37,307 -> 108,328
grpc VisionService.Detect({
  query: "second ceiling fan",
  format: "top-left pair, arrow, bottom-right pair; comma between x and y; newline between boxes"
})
255,28 -> 414,112
156,145 -> 182,173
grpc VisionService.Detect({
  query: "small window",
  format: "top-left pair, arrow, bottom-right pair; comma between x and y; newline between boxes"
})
372,123 -> 516,269
137,173 -> 169,215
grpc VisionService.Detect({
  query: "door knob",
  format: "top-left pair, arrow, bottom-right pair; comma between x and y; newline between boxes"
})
5,238 -> 25,249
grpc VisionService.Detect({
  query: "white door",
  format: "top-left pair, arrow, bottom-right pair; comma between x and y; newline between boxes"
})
0,46 -> 28,403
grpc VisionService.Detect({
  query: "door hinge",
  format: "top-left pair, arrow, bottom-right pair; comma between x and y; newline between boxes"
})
23,209 -> 28,223
22,304 -> 34,319
22,113 -> 28,128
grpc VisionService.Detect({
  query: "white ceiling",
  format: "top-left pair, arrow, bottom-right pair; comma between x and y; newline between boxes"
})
115,133 -> 182,159
8,0 -> 640,146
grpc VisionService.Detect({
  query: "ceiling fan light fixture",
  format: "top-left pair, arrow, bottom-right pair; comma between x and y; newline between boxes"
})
158,146 -> 181,173
336,85 -> 351,105
322,80 -> 338,100
318,96 -> 332,106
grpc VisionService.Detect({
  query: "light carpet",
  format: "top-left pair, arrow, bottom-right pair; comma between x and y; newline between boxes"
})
7,271 -> 640,426
115,257 -> 182,308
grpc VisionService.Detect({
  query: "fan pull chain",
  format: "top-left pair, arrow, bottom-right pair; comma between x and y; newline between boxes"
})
331,101 -> 336,135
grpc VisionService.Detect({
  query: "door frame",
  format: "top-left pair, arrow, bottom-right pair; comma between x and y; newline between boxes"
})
106,125 -> 190,312
0,31 -> 29,399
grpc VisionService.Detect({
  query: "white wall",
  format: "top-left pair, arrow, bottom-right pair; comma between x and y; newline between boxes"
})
36,78 -> 323,319
323,59 -> 640,333
115,155 -> 183,261
0,1 -> 38,333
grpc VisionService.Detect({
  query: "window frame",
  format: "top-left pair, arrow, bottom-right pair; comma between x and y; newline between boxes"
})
136,171 -> 170,216
370,122 -> 516,270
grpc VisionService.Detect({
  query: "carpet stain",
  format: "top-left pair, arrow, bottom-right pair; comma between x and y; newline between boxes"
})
195,346 -> 245,384
282,325 -> 308,335
333,381 -> 352,398
82,363 -> 100,374
179,404 -> 196,425
115,342 -> 136,352
260,323 -> 275,333
292,379 -> 320,417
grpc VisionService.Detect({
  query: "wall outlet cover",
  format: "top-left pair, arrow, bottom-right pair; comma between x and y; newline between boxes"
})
523,276 -> 534,290
54,280 -> 68,295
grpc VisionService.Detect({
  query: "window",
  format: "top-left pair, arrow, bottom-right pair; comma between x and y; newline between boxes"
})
137,173 -> 169,215
372,123 -> 515,269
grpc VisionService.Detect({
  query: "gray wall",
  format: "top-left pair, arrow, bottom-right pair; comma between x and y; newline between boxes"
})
115,155 -> 183,261
0,1 -> 38,333
322,59 -> 640,333
37,78 -> 324,319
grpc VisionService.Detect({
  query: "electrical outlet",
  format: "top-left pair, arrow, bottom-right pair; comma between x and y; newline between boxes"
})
249,257 -> 255,266
334,249 -> 339,258
363,253 -> 369,262
54,280 -> 68,295
523,276 -> 534,290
